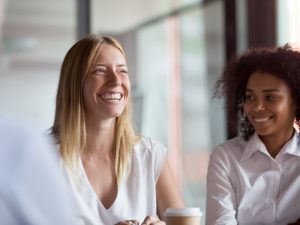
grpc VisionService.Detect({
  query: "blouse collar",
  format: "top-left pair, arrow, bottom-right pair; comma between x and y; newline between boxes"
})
240,131 -> 300,161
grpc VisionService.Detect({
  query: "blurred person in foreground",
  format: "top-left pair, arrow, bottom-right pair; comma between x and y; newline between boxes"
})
51,34 -> 184,225
206,45 -> 300,225
0,117 -> 80,225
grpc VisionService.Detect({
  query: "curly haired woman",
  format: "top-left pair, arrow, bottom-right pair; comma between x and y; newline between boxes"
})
206,45 -> 300,225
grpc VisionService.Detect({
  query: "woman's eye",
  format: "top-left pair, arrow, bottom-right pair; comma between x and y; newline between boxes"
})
93,68 -> 106,74
118,68 -> 128,74
266,95 -> 277,101
245,94 -> 254,101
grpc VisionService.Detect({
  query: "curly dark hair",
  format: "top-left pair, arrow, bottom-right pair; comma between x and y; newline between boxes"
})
215,45 -> 300,140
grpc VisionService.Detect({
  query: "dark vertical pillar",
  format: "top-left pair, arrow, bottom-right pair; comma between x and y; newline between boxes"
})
225,0 -> 237,63
224,0 -> 276,139
247,0 -> 276,48
224,0 -> 238,139
77,0 -> 90,39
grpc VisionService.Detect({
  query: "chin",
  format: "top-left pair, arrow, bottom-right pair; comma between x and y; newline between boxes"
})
254,128 -> 271,136
110,111 -> 124,118
104,107 -> 125,118
256,130 -> 277,138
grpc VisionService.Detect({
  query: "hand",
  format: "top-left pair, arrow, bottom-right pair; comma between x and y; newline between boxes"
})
114,220 -> 139,225
141,216 -> 166,225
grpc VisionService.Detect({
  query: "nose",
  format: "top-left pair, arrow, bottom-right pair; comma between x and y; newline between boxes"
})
108,70 -> 121,86
254,101 -> 266,112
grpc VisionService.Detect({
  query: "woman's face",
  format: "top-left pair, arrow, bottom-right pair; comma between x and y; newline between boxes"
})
83,43 -> 131,121
243,72 -> 296,138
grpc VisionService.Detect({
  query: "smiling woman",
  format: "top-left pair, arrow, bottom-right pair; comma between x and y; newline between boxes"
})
206,45 -> 300,225
243,72 -> 296,157
50,35 -> 184,225
82,42 -> 130,120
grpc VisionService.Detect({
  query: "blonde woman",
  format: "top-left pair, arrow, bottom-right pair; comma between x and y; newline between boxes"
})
51,35 -> 184,225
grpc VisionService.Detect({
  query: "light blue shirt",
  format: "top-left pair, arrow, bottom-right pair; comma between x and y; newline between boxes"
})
0,118 -> 83,225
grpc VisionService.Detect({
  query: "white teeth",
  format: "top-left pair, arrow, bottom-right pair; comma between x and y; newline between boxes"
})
101,93 -> 122,101
254,117 -> 270,123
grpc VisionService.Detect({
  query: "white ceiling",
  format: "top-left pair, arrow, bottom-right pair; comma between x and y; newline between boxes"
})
91,0 -> 193,33
4,0 -> 195,33
1,0 -> 198,68
2,0 -> 75,68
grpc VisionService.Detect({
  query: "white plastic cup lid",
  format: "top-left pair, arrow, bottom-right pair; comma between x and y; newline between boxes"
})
164,207 -> 202,217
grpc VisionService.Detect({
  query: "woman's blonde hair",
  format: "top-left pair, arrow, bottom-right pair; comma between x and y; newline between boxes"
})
51,35 -> 139,183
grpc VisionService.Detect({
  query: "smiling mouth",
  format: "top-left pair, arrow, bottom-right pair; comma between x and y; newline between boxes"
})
252,116 -> 273,123
99,92 -> 123,101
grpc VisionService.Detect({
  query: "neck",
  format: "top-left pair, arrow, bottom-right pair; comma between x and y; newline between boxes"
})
84,117 -> 116,155
259,128 -> 294,158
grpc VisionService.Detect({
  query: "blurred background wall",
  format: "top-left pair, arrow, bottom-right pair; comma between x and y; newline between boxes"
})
0,0 -> 299,224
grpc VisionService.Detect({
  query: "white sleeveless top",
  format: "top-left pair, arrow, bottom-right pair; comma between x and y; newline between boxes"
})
67,137 -> 167,225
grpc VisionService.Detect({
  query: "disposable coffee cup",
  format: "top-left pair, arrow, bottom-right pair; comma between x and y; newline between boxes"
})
164,207 -> 202,225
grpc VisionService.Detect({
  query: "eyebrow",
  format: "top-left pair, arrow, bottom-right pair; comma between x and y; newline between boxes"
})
246,88 -> 280,93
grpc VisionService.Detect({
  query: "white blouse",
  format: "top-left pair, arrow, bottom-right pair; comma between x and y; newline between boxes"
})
67,137 -> 167,225
206,132 -> 300,225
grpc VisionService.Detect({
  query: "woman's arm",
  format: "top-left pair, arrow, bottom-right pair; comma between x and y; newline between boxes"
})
156,159 -> 185,221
